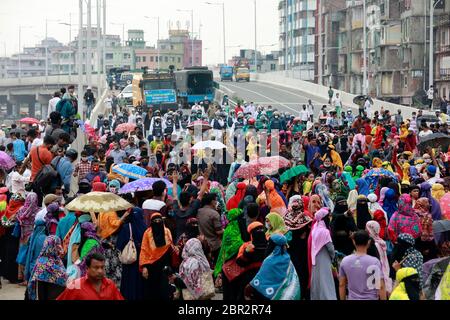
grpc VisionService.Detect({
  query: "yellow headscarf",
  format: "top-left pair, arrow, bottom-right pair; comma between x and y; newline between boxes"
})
372,157 -> 382,168
402,162 -> 411,185
432,184 -> 445,201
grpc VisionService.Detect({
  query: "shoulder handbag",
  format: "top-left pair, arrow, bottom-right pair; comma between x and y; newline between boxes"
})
119,224 -> 137,265
182,271 -> 216,300
222,257 -> 262,282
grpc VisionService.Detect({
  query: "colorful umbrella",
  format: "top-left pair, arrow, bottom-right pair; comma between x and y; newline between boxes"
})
280,165 -> 309,184
19,117 -> 39,125
233,160 -> 259,179
119,178 -> 173,194
112,163 -> 148,180
363,168 -> 398,192
417,133 -> 450,152
0,151 -> 17,170
115,123 -> 137,133
192,140 -> 226,150
187,120 -> 212,132
257,156 -> 291,169
65,192 -> 133,213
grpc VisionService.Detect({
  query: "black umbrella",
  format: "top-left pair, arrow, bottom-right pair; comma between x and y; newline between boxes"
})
353,95 -> 373,106
417,133 -> 450,152
10,128 -> 26,137
418,114 -> 440,123
433,220 -> 450,234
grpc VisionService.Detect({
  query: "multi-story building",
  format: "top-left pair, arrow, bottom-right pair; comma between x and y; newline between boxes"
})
435,0 -> 450,99
135,47 -> 159,70
279,0 -> 317,81
315,0 -> 346,87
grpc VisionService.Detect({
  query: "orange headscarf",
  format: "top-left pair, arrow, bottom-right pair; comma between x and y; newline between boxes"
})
139,213 -> 173,270
308,194 -> 323,216
264,180 -> 286,212
237,222 -> 264,260
97,211 -> 122,239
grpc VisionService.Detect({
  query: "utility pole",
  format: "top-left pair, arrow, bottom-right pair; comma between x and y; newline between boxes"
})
362,0 -> 368,95
78,0 -> 84,120
97,0 -> 101,89
87,0 -> 92,88
285,0 -> 288,71
103,0 -> 106,76
191,10 -> 194,66
429,0 -> 441,91
318,0 -> 323,85
254,0 -> 257,73
223,3 -> 226,64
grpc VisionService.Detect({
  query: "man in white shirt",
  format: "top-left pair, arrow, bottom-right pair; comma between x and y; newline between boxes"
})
47,92 -> 61,119
427,85 -> 434,109
364,97 -> 373,118
299,105 -> 309,125
307,99 -> 314,122
128,109 -> 137,125
419,125 -> 433,139
332,93 -> 343,119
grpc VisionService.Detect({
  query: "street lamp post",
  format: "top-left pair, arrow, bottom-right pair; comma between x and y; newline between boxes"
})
363,0 -> 368,95
429,0 -> 443,91
205,2 -> 226,65
144,16 -> 160,70
177,9 -> 194,67
254,0 -> 257,73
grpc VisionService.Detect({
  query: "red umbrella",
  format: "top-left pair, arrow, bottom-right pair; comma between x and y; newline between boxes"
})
233,160 -> 261,179
233,156 -> 290,179
19,117 -> 39,125
187,120 -> 212,132
115,123 -> 136,133
257,156 -> 290,169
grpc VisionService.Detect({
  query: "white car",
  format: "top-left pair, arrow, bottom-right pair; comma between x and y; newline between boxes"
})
118,84 -> 133,101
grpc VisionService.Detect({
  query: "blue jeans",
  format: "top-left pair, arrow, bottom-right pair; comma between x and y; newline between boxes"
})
86,102 -> 94,118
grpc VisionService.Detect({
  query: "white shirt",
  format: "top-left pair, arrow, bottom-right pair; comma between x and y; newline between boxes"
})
307,103 -> 314,117
128,113 -> 137,125
104,97 -> 112,109
48,97 -> 61,118
427,88 -> 434,100
419,130 -> 433,139
35,207 -> 47,223
332,97 -> 342,108
6,171 -> 30,196
299,110 -> 309,122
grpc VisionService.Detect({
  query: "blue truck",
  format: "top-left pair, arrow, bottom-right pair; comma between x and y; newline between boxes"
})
220,66 -> 234,81
139,72 -> 178,111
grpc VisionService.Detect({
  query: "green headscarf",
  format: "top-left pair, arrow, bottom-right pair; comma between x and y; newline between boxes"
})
213,208 -> 244,277
265,212 -> 288,238
353,165 -> 365,182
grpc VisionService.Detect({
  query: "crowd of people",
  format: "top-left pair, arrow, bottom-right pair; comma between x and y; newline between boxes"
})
0,84 -> 449,301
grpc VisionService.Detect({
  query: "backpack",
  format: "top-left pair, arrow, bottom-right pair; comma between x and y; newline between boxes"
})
32,148 -> 62,193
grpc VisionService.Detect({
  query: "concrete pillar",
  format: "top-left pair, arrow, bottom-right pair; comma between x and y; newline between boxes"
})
13,103 -> 20,118
29,103 -> 35,118
6,101 -> 12,115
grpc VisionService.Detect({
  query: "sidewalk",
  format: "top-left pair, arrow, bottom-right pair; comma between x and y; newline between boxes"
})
0,279 -> 26,300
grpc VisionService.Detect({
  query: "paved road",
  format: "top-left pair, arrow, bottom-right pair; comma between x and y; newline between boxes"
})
220,81 -> 359,120
0,279 -> 25,300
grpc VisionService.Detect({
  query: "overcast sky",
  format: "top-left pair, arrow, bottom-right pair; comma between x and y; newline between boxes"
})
0,0 -> 279,65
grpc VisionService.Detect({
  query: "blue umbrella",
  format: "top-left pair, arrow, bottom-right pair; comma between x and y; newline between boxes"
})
118,178 -> 173,194
112,163 -> 148,180
363,168 -> 398,192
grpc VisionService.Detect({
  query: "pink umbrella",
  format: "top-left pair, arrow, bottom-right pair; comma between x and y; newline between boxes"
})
115,123 -> 137,133
257,156 -> 290,170
440,193 -> 450,220
187,120 -> 212,132
19,117 -> 39,125
0,151 -> 17,170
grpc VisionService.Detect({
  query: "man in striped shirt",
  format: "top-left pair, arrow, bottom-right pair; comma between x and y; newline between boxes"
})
73,150 -> 91,181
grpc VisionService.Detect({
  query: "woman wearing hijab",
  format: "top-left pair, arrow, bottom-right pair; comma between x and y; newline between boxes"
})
265,212 -> 289,240
116,208 -> 147,300
0,193 -> 24,284
72,222 -> 103,278
373,210 -> 388,240
232,222 -> 268,300
388,194 -> 422,244
367,193 -> 388,222
27,236 -> 67,300
176,218 -> 210,261
284,196 -> 313,299
392,233 -> 424,287
44,203 -> 62,236
414,198 -> 438,262
331,196 -> 357,256
140,213 -> 174,300
366,221 -> 393,294
16,192 -> 39,284
389,267 -> 421,300
382,188 -> 398,221
24,219 -> 48,287
378,187 -> 389,205
308,208 -> 337,300
347,189 -> 359,214
308,194 -> 323,218
356,178 -> 370,196
214,206 -> 246,300
179,238 -> 215,300
355,195 -> 373,230
420,182 -> 442,220
264,180 -> 286,216
249,234 -> 301,300
226,182 -> 246,211
314,182 -> 334,212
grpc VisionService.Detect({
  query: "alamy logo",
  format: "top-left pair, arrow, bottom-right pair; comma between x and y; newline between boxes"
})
366,265 -> 382,290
